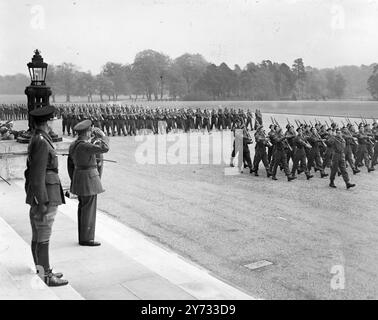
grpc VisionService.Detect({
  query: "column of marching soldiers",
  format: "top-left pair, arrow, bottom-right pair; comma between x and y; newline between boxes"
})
1,103 -> 377,188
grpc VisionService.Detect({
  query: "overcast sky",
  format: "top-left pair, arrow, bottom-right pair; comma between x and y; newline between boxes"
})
1,0 -> 378,75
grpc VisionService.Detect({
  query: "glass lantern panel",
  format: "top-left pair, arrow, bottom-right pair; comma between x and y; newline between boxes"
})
34,68 -> 43,81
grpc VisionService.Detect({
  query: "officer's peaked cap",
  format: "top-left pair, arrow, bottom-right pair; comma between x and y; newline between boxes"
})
74,119 -> 92,132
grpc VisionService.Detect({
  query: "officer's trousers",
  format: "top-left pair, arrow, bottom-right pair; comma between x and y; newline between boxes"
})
330,152 -> 349,183
77,195 -> 97,243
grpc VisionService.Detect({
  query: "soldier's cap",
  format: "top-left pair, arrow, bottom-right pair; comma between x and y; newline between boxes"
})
285,124 -> 291,129
0,126 -> 8,134
30,106 -> 55,121
296,127 -> 302,132
74,119 -> 92,132
331,122 -> 336,128
269,124 -> 275,129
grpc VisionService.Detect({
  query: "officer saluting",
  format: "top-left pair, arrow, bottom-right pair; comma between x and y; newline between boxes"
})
67,120 -> 109,246
25,106 -> 68,287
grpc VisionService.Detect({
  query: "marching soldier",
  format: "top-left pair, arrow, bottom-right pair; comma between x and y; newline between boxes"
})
328,128 -> 356,189
271,127 -> 296,181
252,124 -> 272,177
67,120 -> 110,246
355,125 -> 375,172
291,127 -> 314,180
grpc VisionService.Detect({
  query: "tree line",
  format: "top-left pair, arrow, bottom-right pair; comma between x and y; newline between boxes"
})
0,49 -> 377,101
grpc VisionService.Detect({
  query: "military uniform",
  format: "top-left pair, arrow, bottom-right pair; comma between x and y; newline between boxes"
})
328,133 -> 355,189
67,120 -> 109,245
24,106 -> 68,287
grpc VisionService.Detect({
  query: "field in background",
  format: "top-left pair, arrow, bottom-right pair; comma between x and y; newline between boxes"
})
2,94 -> 378,119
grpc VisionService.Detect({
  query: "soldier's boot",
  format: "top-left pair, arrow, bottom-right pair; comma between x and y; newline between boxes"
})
297,169 -> 303,175
329,180 -> 337,188
43,269 -> 68,287
368,167 -> 375,172
266,169 -> 272,178
36,241 -> 66,285
287,175 -> 297,182
352,168 -> 360,175
229,157 -> 234,167
306,173 -> 314,180
346,182 -> 356,189
272,176 -> 278,181
320,171 -> 329,178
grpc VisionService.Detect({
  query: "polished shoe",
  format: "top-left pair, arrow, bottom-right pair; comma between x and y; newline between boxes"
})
272,176 -> 278,181
38,268 -> 63,279
79,240 -> 101,246
368,167 -> 375,172
250,168 -> 254,174
288,176 -> 297,181
266,172 -> 272,178
320,173 -> 329,178
352,169 -> 360,175
306,174 -> 314,180
346,182 -> 356,189
254,172 -> 259,176
44,271 -> 68,287
329,182 -> 337,188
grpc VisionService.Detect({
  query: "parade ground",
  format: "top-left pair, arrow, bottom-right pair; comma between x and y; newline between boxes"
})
1,111 -> 378,299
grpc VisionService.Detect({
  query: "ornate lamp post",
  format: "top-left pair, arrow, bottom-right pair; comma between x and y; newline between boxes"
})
17,50 -> 61,143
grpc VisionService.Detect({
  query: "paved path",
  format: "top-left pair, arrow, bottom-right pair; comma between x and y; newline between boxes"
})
0,180 -> 255,300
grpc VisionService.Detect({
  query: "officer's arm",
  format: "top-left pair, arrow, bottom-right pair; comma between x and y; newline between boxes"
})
29,139 -> 49,205
82,137 -> 110,155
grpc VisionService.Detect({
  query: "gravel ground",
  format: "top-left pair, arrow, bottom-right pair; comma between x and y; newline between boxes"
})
11,113 -> 378,299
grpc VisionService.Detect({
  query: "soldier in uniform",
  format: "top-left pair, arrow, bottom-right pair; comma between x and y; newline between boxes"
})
291,127 -> 314,180
252,125 -> 272,177
270,127 -> 296,181
328,128 -> 356,189
67,120 -> 110,246
24,106 -> 68,287
355,125 -> 375,172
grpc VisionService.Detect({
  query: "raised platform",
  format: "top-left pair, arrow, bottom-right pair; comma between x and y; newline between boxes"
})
0,180 -> 255,300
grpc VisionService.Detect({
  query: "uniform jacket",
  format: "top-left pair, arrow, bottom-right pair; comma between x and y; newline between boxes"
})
68,135 -> 109,196
24,129 -> 65,206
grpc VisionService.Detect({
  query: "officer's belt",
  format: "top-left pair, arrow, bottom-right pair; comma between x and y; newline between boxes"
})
46,169 -> 58,173
75,165 -> 97,170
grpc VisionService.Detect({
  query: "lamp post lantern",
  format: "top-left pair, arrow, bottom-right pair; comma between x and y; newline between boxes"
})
17,50 -> 61,143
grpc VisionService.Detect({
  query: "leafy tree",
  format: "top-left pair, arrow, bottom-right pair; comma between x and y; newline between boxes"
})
367,64 -> 378,100
96,74 -> 113,102
76,71 -> 96,102
174,53 -> 208,95
55,63 -> 79,102
131,50 -> 171,101
334,73 -> 346,98
292,58 -> 306,99
101,62 -> 128,100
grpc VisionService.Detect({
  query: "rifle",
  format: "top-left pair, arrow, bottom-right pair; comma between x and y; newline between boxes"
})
325,120 -> 330,129
294,119 -> 300,128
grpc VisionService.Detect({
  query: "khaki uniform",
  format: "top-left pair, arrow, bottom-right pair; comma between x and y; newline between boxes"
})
68,136 -> 109,242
